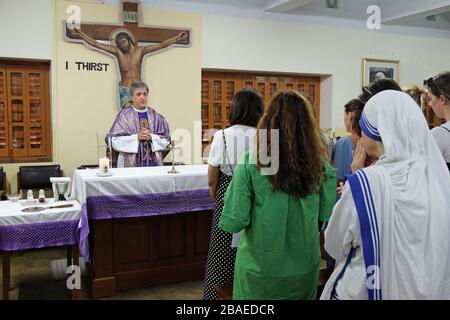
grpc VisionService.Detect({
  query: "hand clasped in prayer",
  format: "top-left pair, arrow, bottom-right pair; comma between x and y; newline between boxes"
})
351,140 -> 367,172
138,128 -> 152,141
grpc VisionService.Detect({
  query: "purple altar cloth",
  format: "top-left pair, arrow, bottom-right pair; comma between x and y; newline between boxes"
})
77,189 -> 214,262
0,220 -> 78,251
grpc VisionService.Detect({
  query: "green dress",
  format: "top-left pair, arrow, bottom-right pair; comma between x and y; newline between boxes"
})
219,152 -> 336,300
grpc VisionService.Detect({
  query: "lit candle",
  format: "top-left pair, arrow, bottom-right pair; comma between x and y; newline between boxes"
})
99,157 -> 109,173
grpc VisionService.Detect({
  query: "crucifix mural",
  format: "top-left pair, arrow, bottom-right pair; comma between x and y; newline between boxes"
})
65,0 -> 190,109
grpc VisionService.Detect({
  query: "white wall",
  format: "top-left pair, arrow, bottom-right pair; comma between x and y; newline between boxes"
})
201,14 -> 450,130
0,0 -> 55,192
0,0 -> 53,59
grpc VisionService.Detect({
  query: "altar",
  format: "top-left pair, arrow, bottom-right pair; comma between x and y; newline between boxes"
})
71,165 -> 214,298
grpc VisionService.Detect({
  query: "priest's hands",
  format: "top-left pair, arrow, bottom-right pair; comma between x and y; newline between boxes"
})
138,129 -> 152,141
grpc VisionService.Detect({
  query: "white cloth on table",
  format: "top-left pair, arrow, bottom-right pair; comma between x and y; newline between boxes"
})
0,200 -> 81,226
71,165 -> 210,204
321,91 -> 450,300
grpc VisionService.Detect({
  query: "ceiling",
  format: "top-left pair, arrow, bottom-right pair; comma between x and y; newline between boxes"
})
169,0 -> 450,31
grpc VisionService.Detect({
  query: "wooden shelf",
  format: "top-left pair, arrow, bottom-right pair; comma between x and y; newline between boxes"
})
201,71 -> 321,157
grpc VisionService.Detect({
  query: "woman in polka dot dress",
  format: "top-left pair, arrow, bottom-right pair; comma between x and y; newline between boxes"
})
203,88 -> 264,300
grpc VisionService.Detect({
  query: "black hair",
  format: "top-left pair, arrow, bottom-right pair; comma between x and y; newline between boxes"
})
344,98 -> 365,136
359,78 -> 402,103
115,32 -> 133,46
228,88 -> 264,127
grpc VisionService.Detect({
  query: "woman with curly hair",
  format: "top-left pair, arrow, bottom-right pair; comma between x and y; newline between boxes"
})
218,90 -> 337,300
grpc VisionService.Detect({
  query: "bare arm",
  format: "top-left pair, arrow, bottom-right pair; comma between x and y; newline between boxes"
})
69,27 -> 117,56
142,31 -> 187,55
208,165 -> 220,201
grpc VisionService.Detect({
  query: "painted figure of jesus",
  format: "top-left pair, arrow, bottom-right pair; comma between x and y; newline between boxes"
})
69,28 -> 187,108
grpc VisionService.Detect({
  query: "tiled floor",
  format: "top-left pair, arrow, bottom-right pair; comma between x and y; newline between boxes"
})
0,248 -> 204,300
1,248 -> 328,300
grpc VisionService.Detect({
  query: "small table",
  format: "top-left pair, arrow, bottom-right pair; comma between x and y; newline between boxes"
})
0,199 -> 82,300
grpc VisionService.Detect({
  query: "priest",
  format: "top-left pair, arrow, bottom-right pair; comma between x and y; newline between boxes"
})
107,82 -> 171,167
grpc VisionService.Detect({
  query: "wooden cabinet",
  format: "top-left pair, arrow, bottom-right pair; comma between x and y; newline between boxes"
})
0,65 -> 8,158
0,62 -> 51,162
88,210 -> 212,298
201,71 -> 321,154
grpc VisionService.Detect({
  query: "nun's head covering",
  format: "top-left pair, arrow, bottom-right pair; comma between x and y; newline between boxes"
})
359,90 -> 433,164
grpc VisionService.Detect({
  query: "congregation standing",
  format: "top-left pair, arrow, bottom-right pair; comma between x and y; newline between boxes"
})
202,71 -> 450,300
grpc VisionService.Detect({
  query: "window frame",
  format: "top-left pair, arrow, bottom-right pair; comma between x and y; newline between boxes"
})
0,59 -> 52,163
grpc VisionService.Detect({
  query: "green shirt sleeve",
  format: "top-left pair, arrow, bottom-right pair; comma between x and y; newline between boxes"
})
319,159 -> 337,222
219,152 -> 254,234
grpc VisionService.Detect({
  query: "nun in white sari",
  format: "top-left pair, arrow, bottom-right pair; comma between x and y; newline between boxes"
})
320,90 -> 450,300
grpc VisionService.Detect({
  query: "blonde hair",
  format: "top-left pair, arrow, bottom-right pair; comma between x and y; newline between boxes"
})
403,86 -> 427,110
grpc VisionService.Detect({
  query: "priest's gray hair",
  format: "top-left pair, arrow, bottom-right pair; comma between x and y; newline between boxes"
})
130,82 -> 149,96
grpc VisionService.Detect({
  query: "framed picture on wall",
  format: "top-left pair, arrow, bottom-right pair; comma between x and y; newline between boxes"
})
362,58 -> 400,86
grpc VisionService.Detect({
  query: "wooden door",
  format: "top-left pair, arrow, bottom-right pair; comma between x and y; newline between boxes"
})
201,71 -> 321,155
26,66 -> 48,157
0,65 -> 9,158
201,72 -> 242,153
201,77 -> 210,150
6,66 -> 28,158
282,76 -> 296,91
5,65 -> 49,160
211,78 -> 223,130
224,74 -> 241,124
305,78 -> 321,122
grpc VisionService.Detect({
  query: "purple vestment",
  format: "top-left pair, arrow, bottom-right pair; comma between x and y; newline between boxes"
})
107,106 -> 170,167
